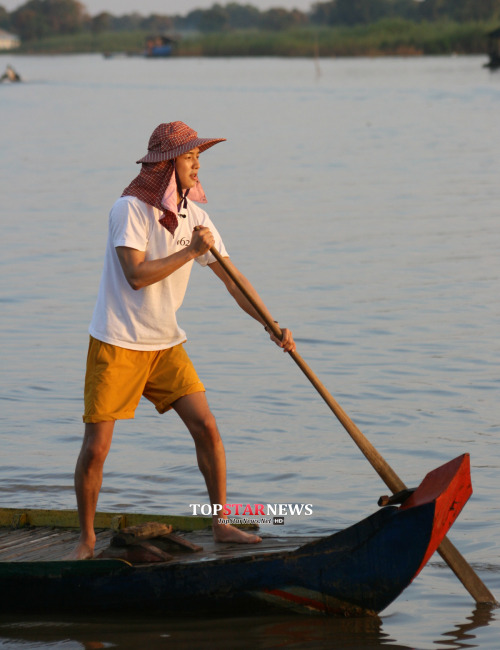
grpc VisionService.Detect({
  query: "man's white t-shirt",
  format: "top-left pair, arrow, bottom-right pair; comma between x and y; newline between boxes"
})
89,196 -> 228,351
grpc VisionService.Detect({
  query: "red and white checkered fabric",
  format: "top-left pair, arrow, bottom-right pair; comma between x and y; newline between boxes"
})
121,122 -> 225,236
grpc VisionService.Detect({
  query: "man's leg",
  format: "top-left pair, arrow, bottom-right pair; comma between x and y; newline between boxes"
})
173,392 -> 261,544
68,421 -> 115,559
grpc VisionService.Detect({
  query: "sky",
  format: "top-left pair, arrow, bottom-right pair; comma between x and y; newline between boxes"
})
1,0 -> 315,15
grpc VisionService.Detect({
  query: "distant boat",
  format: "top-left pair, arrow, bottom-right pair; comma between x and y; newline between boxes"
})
0,65 -> 21,83
484,27 -> 500,69
102,35 -> 177,60
145,34 -> 176,58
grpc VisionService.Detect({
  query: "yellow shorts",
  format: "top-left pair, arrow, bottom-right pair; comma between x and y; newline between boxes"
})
83,336 -> 205,423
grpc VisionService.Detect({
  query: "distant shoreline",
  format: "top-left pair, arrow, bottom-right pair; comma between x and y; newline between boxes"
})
10,20 -> 495,58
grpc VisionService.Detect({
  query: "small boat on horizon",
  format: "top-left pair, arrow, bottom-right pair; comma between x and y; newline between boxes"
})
145,34 -> 175,58
0,64 -> 22,83
484,26 -> 500,69
103,34 -> 177,59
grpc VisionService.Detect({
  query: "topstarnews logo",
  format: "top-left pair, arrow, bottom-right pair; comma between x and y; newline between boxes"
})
189,503 -> 314,526
189,503 -> 313,517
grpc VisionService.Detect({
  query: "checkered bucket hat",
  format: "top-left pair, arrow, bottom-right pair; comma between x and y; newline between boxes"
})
137,121 -> 226,164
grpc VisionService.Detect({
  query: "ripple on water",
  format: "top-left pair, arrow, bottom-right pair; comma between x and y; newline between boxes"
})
0,53 -> 499,649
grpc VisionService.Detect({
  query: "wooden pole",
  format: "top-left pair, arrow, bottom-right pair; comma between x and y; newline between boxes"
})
209,245 -> 496,605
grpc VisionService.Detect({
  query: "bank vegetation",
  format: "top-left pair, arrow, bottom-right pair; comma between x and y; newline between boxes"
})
13,19 -> 496,58
1,0 -> 498,57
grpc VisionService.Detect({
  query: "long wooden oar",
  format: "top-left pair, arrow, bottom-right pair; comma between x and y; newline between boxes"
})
209,245 -> 496,605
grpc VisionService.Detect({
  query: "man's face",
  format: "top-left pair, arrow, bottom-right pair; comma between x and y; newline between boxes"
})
175,147 -> 201,192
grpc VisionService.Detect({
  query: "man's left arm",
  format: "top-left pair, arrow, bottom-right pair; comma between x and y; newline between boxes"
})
209,257 -> 296,353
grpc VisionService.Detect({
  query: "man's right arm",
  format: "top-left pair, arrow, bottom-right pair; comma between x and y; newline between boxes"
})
116,227 -> 214,290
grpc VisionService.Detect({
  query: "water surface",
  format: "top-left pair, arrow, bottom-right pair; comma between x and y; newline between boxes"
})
0,53 -> 499,648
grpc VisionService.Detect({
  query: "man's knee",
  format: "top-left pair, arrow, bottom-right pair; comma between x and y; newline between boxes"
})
190,412 -> 221,447
173,393 -> 221,447
79,422 -> 113,467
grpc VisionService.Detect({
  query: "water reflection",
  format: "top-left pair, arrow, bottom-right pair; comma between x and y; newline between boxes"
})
0,607 -> 496,649
0,614 -> 389,649
439,605 -> 497,649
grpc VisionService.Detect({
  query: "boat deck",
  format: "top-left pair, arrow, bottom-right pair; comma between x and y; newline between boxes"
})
0,526 -> 113,562
0,525 -> 311,564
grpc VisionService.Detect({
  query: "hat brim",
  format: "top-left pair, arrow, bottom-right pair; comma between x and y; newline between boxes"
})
137,136 -> 226,164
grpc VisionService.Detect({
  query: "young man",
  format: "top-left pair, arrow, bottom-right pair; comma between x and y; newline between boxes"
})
70,122 -> 296,559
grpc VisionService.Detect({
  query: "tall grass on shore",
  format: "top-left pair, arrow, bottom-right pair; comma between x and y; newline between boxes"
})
17,31 -> 148,55
180,20 -> 494,57
16,19 -> 494,57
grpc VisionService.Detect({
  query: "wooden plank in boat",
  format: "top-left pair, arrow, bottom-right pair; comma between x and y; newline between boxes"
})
0,507 -> 218,532
0,524 -> 310,564
0,528 -> 112,562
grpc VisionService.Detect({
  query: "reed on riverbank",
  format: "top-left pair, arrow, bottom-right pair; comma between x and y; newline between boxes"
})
179,20 -> 493,57
16,31 -> 147,54
16,19 -> 494,57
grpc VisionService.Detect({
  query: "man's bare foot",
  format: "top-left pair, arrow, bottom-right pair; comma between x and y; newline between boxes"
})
213,523 -> 262,544
65,538 -> 95,560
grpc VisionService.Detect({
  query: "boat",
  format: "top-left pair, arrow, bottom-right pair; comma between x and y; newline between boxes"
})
484,27 -> 500,69
145,35 -> 175,58
0,454 -> 472,616
0,65 -> 22,83
102,34 -> 177,59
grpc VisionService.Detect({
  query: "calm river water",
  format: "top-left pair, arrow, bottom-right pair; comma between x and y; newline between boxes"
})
0,53 -> 499,648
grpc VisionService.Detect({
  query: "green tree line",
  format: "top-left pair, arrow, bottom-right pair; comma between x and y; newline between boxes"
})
1,0 -> 500,42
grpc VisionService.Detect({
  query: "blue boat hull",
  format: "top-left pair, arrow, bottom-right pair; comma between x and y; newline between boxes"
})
0,455 -> 472,616
0,502 -> 437,615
